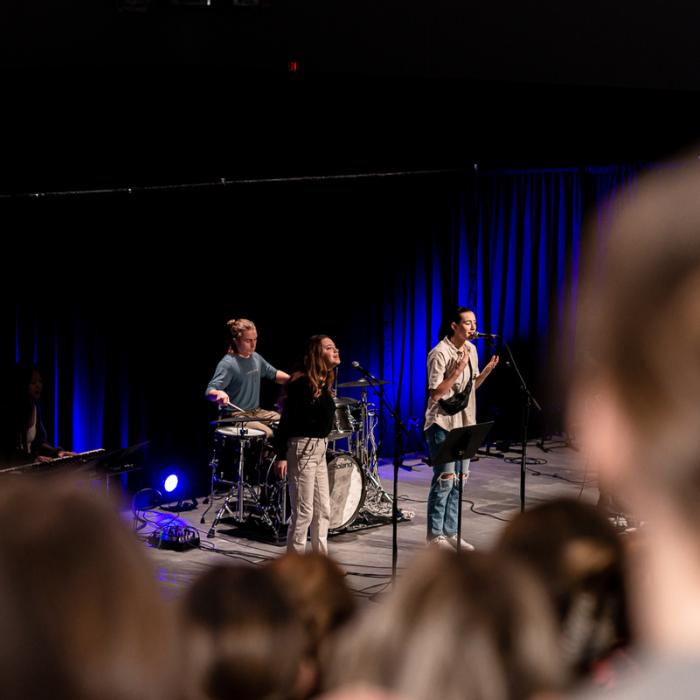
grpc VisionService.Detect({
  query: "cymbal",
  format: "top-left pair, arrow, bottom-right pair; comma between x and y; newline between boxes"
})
337,378 -> 389,388
211,414 -> 262,425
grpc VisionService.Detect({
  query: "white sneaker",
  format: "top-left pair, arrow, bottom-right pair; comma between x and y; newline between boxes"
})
447,534 -> 475,551
427,535 -> 454,550
608,515 -> 628,532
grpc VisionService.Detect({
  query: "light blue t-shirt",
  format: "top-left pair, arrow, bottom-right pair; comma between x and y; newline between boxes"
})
206,352 -> 278,411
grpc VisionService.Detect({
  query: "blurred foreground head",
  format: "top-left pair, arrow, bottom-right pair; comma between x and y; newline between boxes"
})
326,549 -> 565,700
497,499 -> 630,680
0,477 -> 179,700
181,563 -> 310,700
572,158 -> 700,532
268,553 -> 356,697
268,552 -> 356,658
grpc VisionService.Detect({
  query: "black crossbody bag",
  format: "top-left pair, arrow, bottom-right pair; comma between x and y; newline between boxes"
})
438,356 -> 474,416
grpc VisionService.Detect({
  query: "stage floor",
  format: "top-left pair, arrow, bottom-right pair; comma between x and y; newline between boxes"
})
139,439 -> 595,602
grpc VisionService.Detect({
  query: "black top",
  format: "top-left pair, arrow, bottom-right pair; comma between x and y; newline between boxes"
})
1,402 -> 58,467
274,375 -> 335,458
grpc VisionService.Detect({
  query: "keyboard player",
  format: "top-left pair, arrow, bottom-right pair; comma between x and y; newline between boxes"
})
3,365 -> 76,466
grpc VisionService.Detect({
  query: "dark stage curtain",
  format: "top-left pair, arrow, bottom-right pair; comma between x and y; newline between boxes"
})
354,165 -> 642,454
7,164 -> 643,484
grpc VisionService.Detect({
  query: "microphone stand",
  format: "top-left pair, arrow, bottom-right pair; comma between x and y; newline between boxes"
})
498,340 -> 542,512
356,370 -> 411,581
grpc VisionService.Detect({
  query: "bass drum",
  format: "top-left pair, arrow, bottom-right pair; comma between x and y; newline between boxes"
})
327,451 -> 366,532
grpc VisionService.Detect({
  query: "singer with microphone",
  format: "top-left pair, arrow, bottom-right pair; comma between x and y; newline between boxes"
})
424,307 -> 499,550
274,335 -> 341,555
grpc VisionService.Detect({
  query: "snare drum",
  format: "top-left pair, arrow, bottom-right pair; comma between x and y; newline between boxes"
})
215,425 -> 267,440
327,451 -> 366,531
328,397 -> 360,442
213,425 -> 269,486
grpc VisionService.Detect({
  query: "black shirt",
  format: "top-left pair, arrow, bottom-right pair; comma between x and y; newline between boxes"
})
274,375 -> 335,458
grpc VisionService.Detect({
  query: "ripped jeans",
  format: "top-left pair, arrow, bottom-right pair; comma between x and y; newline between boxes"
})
425,424 -> 470,540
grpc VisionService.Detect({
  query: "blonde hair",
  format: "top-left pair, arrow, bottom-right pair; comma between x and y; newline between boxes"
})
226,319 -> 256,354
227,318 -> 256,341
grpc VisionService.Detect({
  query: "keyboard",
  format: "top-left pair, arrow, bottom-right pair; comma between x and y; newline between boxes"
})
0,449 -> 107,475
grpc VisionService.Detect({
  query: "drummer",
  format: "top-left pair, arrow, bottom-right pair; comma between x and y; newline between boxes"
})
206,319 -> 290,438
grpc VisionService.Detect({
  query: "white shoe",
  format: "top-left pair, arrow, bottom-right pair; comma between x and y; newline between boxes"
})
447,534 -> 475,551
427,535 -> 454,550
608,515 -> 628,532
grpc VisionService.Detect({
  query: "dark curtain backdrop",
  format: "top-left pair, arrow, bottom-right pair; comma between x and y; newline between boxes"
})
6,164 -> 642,491
369,165 -> 641,453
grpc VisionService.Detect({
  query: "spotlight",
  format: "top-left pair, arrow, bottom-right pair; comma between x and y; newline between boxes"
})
158,467 -> 197,512
164,474 -> 179,493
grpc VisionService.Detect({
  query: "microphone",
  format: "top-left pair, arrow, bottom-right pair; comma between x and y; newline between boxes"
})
473,332 -> 500,340
351,361 -> 380,382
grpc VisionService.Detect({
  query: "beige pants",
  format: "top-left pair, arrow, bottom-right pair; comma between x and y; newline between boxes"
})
286,437 -> 330,555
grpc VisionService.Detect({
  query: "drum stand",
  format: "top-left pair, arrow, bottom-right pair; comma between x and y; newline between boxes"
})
203,421 -> 289,541
201,404 -> 248,523
260,454 -> 289,540
207,428 -> 257,538
353,389 -> 393,507
200,431 -> 228,523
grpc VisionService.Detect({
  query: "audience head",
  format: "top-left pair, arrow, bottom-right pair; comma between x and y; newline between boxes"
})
572,158 -> 700,533
497,498 -> 630,679
0,476 -> 179,700
181,563 -> 311,700
326,549 -> 565,700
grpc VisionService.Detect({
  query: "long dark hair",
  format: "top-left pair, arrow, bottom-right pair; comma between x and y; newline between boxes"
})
302,335 -> 336,399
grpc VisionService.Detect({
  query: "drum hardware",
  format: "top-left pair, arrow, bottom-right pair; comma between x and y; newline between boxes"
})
205,425 -> 261,537
202,372 -> 401,539
323,381 -> 397,532
257,455 -> 289,539
328,397 -> 361,442
337,378 -> 390,388
334,374 -> 417,542
327,451 -> 367,532
351,389 -> 393,508
202,411 -> 290,541
210,414 -> 262,425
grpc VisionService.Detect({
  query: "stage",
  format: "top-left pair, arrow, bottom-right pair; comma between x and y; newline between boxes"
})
139,439 -> 595,602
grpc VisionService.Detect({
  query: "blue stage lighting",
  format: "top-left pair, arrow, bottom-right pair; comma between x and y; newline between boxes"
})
164,474 -> 179,493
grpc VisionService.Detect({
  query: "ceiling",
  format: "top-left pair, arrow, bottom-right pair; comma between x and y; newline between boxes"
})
1,1 -> 698,192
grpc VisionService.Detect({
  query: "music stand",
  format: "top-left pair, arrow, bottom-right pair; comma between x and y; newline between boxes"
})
94,441 -> 148,471
93,441 -> 148,495
432,421 -> 494,552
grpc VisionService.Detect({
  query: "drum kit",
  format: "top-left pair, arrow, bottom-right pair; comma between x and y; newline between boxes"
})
201,377 -> 394,540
